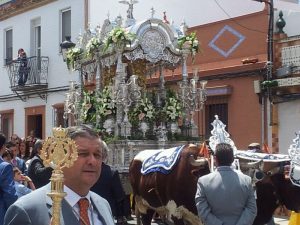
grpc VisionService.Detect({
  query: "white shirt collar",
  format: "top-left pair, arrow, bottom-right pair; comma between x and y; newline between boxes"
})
64,185 -> 92,207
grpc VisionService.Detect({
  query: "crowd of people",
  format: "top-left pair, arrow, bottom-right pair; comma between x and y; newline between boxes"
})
0,127 -> 131,225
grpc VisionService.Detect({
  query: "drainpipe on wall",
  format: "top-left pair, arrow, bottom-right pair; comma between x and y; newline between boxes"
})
261,96 -> 265,149
253,0 -> 274,146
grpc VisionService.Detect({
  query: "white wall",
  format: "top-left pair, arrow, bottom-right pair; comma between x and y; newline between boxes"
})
0,0 -> 83,95
0,0 -> 84,137
278,99 -> 300,154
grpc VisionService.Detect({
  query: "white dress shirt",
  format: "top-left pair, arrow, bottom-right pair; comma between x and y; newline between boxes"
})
64,185 -> 103,225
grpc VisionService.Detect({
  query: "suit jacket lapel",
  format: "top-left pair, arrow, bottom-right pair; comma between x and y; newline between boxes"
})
61,199 -> 80,225
91,193 -> 109,224
45,185 -> 80,225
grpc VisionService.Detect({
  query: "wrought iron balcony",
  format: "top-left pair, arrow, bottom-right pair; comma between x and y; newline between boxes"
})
6,56 -> 49,92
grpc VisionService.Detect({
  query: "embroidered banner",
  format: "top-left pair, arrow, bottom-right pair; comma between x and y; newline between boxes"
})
141,146 -> 184,175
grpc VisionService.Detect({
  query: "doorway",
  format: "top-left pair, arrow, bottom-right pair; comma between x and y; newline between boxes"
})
27,114 -> 43,139
25,105 -> 45,139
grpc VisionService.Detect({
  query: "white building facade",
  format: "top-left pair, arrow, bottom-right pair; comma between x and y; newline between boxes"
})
0,0 -> 83,139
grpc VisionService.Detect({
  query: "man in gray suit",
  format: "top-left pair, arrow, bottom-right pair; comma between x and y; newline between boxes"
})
195,143 -> 257,225
4,125 -> 115,225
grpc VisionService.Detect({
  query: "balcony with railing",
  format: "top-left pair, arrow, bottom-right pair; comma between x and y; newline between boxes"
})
272,35 -> 300,100
6,56 -> 49,92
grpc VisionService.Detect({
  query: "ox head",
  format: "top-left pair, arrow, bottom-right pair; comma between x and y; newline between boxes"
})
270,172 -> 300,212
239,160 -> 264,183
239,159 -> 289,184
187,144 -> 210,177
253,161 -> 300,225
188,155 -> 207,167
252,163 -> 289,225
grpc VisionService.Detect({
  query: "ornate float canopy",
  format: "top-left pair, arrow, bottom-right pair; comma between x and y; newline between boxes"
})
65,0 -> 197,81
62,0 -> 204,141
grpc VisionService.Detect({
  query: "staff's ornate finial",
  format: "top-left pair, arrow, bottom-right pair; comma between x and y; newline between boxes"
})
41,126 -> 78,225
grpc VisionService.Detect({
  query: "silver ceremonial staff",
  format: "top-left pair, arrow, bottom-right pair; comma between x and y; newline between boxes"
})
40,126 -> 78,225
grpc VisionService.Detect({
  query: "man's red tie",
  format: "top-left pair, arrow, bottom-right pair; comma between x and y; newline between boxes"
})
78,198 -> 91,225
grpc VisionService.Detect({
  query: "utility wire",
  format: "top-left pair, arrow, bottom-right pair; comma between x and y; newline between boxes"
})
214,0 -> 267,34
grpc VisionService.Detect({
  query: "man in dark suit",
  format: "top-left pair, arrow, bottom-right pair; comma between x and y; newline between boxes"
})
4,125 -> 115,225
195,143 -> 257,225
91,141 -> 128,225
27,139 -> 53,188
0,132 -> 18,225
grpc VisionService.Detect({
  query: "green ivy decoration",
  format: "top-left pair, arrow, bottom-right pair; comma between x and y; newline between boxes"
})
129,96 -> 155,125
94,86 -> 116,119
80,87 -> 116,125
86,37 -> 102,57
66,47 -> 83,70
103,27 -> 136,52
162,90 -> 183,122
178,32 -> 199,62
261,80 -> 279,90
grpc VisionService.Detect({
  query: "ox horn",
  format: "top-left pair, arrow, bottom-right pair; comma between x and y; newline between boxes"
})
189,155 -> 207,167
240,159 -> 263,169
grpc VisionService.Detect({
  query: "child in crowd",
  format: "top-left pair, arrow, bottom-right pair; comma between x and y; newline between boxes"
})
13,167 -> 35,198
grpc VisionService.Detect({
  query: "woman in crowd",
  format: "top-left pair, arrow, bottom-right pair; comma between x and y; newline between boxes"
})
13,167 -> 35,198
18,138 -> 30,162
10,134 -> 20,144
10,134 -> 21,159
26,130 -> 37,149
2,149 -> 13,163
6,141 -> 27,174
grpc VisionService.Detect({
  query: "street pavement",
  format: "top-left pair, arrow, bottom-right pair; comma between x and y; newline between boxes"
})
126,215 -> 290,225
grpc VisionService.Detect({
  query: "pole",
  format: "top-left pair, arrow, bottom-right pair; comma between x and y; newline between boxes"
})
267,0 -> 274,126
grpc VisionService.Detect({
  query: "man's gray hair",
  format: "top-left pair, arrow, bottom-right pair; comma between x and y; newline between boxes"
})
66,125 -> 99,140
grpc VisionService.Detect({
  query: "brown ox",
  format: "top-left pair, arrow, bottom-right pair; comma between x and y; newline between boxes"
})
129,144 -> 210,225
253,169 -> 300,225
239,160 -> 300,225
